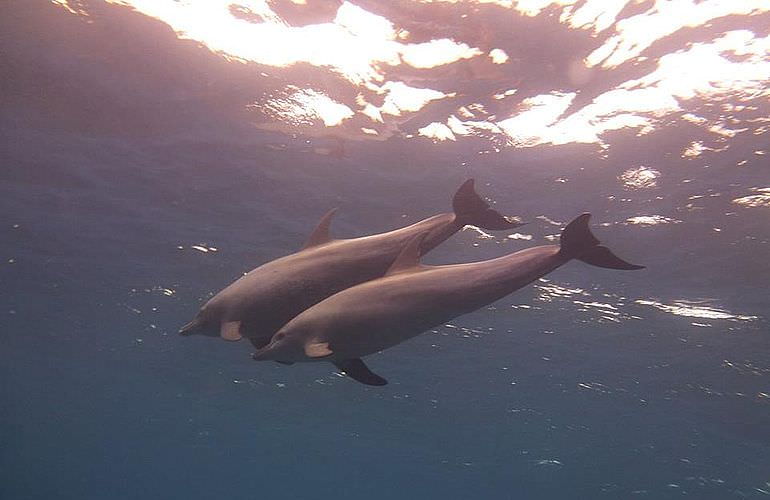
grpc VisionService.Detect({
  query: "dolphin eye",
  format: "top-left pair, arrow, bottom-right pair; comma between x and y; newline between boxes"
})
274,332 -> 286,341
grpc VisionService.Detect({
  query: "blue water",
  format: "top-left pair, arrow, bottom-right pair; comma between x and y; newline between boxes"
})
2,2 -> 769,499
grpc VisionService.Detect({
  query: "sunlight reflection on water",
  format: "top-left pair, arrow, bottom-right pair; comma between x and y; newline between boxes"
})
624,215 -> 681,226
50,0 -> 770,148
732,187 -> 770,208
635,299 -> 759,323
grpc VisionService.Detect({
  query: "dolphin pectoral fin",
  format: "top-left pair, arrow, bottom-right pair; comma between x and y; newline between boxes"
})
304,341 -> 333,358
220,321 -> 243,341
333,359 -> 388,386
303,208 -> 338,250
386,232 -> 428,276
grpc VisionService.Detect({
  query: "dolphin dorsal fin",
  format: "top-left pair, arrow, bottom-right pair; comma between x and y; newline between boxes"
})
303,208 -> 338,250
385,232 -> 428,276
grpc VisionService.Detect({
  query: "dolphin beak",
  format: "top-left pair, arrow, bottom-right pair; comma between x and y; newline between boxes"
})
252,344 -> 276,362
178,318 -> 202,336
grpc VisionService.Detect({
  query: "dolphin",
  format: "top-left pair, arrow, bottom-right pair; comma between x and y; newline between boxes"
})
179,180 -> 523,354
251,213 -> 644,386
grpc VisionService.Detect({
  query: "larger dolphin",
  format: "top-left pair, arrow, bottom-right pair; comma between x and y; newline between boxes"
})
251,214 -> 644,386
179,180 -> 522,353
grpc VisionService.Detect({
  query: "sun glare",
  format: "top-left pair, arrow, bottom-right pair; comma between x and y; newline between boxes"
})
586,0 -> 770,68
96,0 -> 482,85
255,87 -> 355,127
419,122 -> 458,142
50,0 -> 770,147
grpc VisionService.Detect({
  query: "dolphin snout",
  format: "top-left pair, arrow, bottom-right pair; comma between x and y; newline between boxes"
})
178,317 -> 203,336
252,341 -> 286,362
251,349 -> 270,361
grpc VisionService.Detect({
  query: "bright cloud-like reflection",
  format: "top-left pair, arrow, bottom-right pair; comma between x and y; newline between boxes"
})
59,0 -> 477,131
496,92 -> 577,146
444,28 -> 770,148
416,0 -> 638,34
625,215 -> 681,226
91,0 -> 481,85
558,0 -> 632,33
378,82 -> 453,116
418,122 -> 457,141
732,188 -> 770,208
354,81 -> 454,127
489,48 -> 509,64
401,38 -> 481,68
624,31 -> 770,101
50,0 -> 770,145
619,167 -> 660,190
52,0 -> 90,16
255,87 -> 354,127
586,0 -> 770,68
636,299 -> 759,322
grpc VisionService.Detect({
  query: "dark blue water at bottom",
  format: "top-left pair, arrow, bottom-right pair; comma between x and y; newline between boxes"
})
1,120 -> 767,500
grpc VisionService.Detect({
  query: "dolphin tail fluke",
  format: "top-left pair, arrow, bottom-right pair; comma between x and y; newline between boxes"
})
452,179 -> 524,230
559,213 -> 644,270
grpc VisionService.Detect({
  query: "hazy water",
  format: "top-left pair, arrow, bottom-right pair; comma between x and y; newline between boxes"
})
2,2 -> 769,499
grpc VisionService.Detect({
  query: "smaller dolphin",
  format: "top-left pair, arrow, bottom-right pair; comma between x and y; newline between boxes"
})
179,180 -> 522,355
251,214 -> 644,386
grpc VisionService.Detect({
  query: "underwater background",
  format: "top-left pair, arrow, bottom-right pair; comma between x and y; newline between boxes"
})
2,1 -> 769,498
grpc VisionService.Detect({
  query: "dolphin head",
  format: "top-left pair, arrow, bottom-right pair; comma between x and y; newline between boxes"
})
252,329 -> 305,363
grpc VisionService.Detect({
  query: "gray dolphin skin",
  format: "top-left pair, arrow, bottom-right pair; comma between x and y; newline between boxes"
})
179,179 -> 522,352
252,213 -> 643,386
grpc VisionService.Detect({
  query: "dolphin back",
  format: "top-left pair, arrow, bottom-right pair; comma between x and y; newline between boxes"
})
559,214 -> 645,270
452,179 -> 523,230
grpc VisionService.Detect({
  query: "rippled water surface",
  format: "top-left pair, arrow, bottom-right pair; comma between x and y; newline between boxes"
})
2,1 -> 769,499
